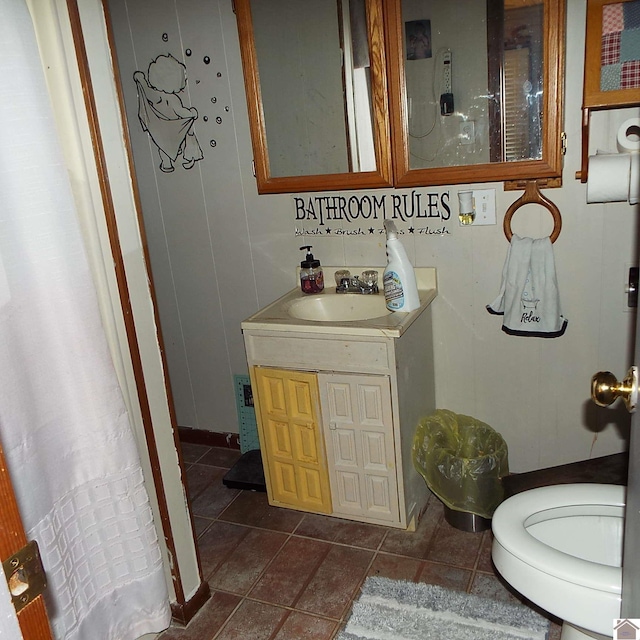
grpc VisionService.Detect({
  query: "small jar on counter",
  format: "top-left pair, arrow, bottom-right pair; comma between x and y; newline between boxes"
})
299,246 -> 324,294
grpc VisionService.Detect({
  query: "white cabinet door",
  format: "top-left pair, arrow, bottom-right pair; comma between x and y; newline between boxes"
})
318,373 -> 399,524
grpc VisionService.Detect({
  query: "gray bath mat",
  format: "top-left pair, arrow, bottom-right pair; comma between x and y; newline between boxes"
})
337,577 -> 550,640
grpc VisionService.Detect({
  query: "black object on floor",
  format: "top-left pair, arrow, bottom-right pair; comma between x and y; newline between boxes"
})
222,449 -> 266,492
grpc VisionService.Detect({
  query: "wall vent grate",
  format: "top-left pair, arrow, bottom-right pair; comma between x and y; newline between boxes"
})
234,374 -> 259,453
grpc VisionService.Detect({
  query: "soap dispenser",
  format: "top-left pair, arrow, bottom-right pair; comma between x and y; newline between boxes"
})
299,246 -> 324,294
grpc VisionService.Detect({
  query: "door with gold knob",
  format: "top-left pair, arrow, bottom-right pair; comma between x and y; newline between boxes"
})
591,345 -> 640,616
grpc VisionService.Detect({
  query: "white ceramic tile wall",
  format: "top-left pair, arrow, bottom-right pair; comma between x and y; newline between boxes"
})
108,0 -> 639,471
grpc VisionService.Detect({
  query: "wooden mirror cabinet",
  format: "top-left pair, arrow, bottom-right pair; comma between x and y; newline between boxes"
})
235,0 -> 566,194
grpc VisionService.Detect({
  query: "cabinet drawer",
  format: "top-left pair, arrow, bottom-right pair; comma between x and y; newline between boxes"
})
245,333 -> 392,374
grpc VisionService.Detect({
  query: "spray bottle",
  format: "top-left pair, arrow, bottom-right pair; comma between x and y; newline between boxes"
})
383,220 -> 420,312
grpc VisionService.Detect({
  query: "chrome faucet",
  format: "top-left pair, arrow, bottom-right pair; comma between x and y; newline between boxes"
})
336,271 -> 379,294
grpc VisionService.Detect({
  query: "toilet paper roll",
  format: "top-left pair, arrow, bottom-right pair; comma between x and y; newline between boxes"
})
630,153 -> 639,205
586,153 -> 631,204
616,118 -> 640,153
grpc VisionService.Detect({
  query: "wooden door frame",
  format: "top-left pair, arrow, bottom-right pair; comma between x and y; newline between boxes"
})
56,0 -> 209,624
1,0 -> 208,626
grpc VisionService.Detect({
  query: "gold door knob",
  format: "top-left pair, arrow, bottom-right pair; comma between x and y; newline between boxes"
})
591,366 -> 638,412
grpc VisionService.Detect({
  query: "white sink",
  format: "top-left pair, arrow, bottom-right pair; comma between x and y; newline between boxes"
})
241,267 -> 437,338
287,294 -> 390,322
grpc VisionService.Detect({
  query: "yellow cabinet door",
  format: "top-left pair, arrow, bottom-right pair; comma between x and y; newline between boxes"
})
253,367 -> 332,514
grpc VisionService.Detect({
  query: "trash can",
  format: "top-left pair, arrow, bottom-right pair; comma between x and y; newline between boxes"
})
413,409 -> 509,532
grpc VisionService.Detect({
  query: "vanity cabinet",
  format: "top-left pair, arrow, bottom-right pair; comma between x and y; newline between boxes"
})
244,305 -> 435,530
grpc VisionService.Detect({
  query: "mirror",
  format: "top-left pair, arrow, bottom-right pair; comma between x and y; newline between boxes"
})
235,0 -> 565,194
386,0 -> 565,187
234,0 -> 393,194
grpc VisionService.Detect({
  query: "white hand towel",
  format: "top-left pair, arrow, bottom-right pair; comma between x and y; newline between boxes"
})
487,235 -> 567,337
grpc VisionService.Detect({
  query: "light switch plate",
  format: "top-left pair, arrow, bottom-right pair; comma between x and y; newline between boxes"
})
471,189 -> 496,225
460,120 -> 475,145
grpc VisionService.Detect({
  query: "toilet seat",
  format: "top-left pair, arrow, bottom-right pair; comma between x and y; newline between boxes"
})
492,483 -> 624,638
492,483 -> 624,593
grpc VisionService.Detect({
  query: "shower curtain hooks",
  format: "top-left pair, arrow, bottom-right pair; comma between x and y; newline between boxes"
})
503,180 -> 562,243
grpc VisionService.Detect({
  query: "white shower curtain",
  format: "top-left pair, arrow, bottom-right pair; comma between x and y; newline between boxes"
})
0,0 -> 171,638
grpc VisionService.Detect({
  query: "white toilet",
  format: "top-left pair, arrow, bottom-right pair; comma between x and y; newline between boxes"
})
491,483 -> 624,640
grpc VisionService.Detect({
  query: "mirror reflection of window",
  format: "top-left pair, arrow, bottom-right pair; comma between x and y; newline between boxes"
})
502,2 -> 543,162
488,0 -> 544,163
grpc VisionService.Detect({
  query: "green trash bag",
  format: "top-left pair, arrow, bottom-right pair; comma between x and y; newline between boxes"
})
412,409 -> 509,519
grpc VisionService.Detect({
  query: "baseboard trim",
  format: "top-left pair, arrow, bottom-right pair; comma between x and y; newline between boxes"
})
178,427 -> 240,449
504,452 -> 627,497
170,580 -> 211,626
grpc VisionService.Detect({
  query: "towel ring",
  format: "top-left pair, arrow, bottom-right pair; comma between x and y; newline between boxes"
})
503,180 -> 562,243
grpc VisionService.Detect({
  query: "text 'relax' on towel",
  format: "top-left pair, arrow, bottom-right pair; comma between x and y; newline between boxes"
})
487,234 -> 567,338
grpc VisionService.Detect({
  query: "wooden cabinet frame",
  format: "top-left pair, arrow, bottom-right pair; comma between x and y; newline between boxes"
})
235,0 -> 567,193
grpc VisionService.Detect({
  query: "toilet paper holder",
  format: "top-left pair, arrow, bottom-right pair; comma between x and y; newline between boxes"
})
577,117 -> 640,184
503,180 -> 562,243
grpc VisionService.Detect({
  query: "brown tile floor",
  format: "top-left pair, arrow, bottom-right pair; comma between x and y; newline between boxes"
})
160,443 -> 563,640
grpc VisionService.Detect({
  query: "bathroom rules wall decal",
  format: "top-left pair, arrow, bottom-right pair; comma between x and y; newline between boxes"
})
293,190 -> 452,237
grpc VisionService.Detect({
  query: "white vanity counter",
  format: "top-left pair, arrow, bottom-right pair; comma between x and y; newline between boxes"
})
241,267 -> 437,337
